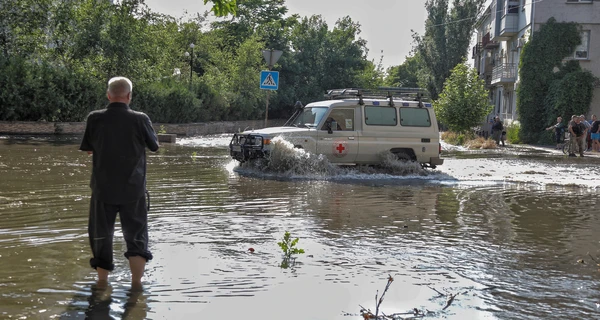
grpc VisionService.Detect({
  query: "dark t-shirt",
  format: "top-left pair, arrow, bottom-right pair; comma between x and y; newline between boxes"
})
592,120 -> 600,134
570,122 -> 585,137
492,120 -> 503,132
80,102 -> 159,204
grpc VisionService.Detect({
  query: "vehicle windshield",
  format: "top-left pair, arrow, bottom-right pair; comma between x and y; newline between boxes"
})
289,107 -> 328,128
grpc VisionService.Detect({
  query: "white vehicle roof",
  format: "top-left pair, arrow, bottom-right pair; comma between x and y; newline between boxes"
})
305,98 -> 433,108
305,87 -> 433,108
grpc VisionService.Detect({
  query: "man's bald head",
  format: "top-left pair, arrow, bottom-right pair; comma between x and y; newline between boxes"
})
107,77 -> 133,103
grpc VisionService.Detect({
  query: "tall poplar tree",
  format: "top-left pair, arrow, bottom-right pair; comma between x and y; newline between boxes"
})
412,0 -> 485,100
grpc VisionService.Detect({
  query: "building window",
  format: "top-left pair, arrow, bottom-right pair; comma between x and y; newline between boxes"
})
574,31 -> 590,59
566,0 -> 593,3
507,0 -> 520,13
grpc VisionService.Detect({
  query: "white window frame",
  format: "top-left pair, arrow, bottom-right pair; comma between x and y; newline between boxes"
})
574,30 -> 590,60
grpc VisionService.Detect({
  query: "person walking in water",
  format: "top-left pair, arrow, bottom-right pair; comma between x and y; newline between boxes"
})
80,76 -> 159,289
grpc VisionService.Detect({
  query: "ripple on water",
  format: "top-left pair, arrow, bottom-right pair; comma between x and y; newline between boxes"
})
2,136 -> 600,320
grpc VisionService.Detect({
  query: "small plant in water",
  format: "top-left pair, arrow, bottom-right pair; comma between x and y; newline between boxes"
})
158,125 -> 167,134
277,231 -> 305,268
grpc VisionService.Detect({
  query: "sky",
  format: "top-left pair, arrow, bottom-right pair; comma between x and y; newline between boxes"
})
143,0 -> 428,70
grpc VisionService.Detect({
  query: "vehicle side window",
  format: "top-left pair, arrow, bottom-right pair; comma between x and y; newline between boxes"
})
365,106 -> 397,126
322,109 -> 355,131
399,108 -> 431,127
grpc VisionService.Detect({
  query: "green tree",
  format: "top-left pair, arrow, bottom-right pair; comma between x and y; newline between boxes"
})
516,18 -> 595,143
223,35 -> 266,119
433,62 -> 492,133
205,0 -> 237,16
210,0 -> 288,49
0,0 -> 389,123
412,0 -> 485,99
384,53 -> 424,87
277,15 -> 373,107
0,0 -> 55,57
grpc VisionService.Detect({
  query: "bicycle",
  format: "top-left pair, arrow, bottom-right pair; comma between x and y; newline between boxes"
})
562,131 -> 589,155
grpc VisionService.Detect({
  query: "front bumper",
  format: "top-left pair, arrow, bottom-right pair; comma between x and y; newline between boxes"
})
229,134 -> 269,162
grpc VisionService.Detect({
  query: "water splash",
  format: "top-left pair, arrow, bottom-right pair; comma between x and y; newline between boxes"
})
238,136 -> 432,178
240,137 -> 339,177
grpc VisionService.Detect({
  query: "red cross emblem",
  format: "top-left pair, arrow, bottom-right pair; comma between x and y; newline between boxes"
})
332,140 -> 348,158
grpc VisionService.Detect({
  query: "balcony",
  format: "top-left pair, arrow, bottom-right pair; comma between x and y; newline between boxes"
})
496,13 -> 519,40
482,32 -> 499,49
491,63 -> 517,85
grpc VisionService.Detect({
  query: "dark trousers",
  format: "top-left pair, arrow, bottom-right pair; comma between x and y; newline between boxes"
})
88,194 -> 152,271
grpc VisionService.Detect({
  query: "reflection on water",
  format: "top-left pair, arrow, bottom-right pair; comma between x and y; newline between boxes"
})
1,135 -> 600,319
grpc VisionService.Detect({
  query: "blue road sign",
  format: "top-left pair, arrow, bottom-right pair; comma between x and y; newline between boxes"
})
260,71 -> 279,90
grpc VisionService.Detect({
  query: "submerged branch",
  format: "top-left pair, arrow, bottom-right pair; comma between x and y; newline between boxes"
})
358,277 -> 463,319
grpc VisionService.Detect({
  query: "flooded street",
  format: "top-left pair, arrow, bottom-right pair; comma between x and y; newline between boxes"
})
1,134 -> 600,320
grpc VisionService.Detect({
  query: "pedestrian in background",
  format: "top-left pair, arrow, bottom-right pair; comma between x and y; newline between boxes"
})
80,76 -> 159,290
581,114 -> 592,151
545,116 -> 565,150
591,115 -> 599,152
568,115 -> 586,157
491,116 -> 505,147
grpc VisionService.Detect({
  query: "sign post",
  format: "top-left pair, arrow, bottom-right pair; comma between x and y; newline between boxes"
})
261,49 -> 282,127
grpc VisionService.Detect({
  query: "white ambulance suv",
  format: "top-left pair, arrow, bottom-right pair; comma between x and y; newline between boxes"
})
229,88 -> 444,169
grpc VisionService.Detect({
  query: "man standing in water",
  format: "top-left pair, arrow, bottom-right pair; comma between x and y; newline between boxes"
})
80,76 -> 159,289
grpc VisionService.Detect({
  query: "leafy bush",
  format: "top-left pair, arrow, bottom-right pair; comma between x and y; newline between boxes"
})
134,80 -> 206,123
505,121 -> 521,144
545,70 -> 597,125
0,56 -> 105,121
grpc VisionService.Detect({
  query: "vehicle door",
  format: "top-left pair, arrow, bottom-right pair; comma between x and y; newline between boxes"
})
316,108 -> 359,163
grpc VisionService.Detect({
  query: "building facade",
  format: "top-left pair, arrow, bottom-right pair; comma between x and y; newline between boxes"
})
473,0 -> 600,124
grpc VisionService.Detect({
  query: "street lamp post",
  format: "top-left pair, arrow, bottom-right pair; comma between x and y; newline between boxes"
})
184,43 -> 195,86
189,43 -> 194,85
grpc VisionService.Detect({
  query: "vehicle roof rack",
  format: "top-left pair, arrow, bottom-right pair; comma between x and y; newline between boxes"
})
325,87 -> 430,107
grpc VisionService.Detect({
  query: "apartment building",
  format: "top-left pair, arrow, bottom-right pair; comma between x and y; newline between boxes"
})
473,0 -> 599,123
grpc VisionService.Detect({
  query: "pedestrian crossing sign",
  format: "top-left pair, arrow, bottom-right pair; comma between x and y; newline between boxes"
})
260,71 -> 279,90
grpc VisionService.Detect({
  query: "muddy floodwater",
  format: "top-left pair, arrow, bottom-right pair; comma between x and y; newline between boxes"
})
1,134 -> 600,320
